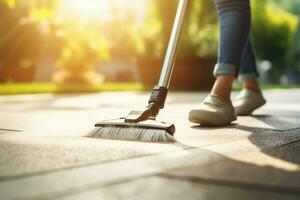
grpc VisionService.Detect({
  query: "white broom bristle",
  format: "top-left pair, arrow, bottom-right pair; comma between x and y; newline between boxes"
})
89,126 -> 176,143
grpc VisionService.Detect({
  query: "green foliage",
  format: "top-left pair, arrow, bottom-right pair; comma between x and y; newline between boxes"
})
0,0 -> 60,67
56,27 -> 110,72
102,4 -> 143,61
183,0 -> 218,58
270,0 -> 300,16
252,0 -> 298,69
136,0 -> 164,60
106,23 -> 142,61
1,0 -> 16,9
137,0 -> 218,60
53,25 -> 110,85
270,0 -> 300,71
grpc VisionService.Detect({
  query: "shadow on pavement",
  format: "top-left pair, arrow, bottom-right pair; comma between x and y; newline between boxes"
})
191,114 -> 300,165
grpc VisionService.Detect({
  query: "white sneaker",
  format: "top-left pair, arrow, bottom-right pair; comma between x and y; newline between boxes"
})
189,95 -> 237,126
233,89 -> 266,116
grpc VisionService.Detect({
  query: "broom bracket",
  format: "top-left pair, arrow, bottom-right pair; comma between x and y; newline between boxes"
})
124,86 -> 168,123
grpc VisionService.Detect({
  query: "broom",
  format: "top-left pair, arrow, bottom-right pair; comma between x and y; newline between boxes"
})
88,0 -> 189,143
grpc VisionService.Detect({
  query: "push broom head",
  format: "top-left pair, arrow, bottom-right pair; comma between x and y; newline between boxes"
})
89,86 -> 175,143
89,118 -> 176,143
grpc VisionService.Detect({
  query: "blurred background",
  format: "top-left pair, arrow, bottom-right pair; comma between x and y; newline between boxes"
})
0,0 -> 299,94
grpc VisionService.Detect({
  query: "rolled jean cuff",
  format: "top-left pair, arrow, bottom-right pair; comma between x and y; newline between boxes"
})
213,63 -> 237,77
238,73 -> 258,82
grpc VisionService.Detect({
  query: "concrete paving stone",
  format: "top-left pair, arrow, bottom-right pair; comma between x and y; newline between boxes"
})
0,107 -> 134,137
0,90 -> 299,200
4,91 -> 297,179
1,124 -> 299,179
0,129 -> 22,135
202,127 -> 300,154
0,148 -> 223,200
0,91 -> 299,137
57,176 -> 299,200
236,115 -> 300,130
163,139 -> 300,192
1,131 -> 299,200
0,134 -> 185,179
263,140 -> 300,165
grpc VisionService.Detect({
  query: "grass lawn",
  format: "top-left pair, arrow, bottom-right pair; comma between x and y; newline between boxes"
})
233,83 -> 300,91
0,82 -> 299,95
0,83 -> 144,95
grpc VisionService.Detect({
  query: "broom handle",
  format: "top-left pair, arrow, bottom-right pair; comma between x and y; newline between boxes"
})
158,0 -> 189,88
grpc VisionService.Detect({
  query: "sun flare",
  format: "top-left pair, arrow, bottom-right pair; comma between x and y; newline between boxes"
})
59,0 -> 148,22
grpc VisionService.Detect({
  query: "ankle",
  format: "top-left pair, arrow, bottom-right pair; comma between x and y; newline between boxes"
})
211,92 -> 231,100
211,75 -> 235,100
243,80 -> 261,93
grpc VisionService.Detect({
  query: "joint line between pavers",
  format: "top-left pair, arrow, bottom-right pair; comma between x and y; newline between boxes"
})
158,173 -> 300,196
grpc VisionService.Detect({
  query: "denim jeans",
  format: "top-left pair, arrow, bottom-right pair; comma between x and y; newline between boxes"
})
213,0 -> 259,81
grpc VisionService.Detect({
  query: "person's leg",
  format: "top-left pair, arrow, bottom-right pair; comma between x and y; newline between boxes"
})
189,0 -> 252,125
234,40 -> 266,115
212,0 -> 252,99
239,40 -> 260,93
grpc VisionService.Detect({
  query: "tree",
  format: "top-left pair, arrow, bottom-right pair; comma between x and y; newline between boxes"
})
270,0 -> 300,72
137,0 -> 218,60
0,0 -> 61,82
252,0 -> 298,71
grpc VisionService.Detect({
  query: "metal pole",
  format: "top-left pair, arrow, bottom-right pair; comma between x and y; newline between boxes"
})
158,0 -> 189,88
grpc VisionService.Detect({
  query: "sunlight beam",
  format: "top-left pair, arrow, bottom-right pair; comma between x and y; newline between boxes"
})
59,0 -> 148,23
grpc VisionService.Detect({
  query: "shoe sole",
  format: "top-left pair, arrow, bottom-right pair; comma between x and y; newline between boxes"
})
235,100 -> 266,116
188,111 -> 237,126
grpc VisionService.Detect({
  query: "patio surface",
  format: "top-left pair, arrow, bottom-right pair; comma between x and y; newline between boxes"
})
0,90 -> 300,200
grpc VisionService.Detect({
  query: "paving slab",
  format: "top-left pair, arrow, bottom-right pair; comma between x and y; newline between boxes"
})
165,144 -> 300,191
0,134 -> 184,179
1,128 -> 299,200
0,148 -> 223,200
0,90 -> 300,200
57,176 -> 300,200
